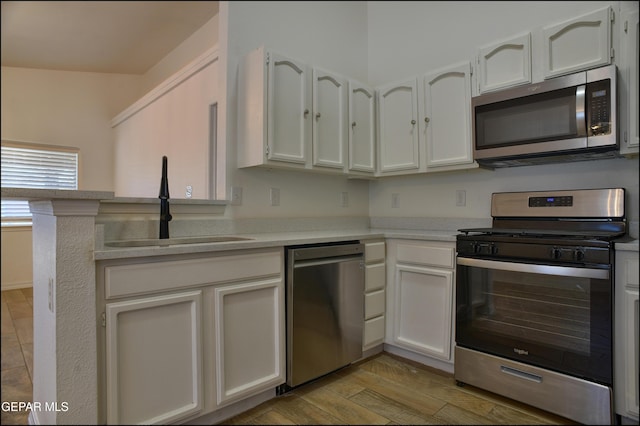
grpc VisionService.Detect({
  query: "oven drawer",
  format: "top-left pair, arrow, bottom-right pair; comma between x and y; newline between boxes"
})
455,346 -> 613,425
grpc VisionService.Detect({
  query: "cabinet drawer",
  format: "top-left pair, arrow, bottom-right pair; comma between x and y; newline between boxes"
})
365,290 -> 385,320
365,263 -> 385,292
396,242 -> 454,268
363,315 -> 385,348
103,249 -> 283,299
365,241 -> 385,263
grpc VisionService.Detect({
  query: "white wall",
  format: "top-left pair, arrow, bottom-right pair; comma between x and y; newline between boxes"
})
366,1 -> 617,85
222,1 -> 371,219
2,2 -> 639,291
142,14 -> 219,94
365,0 -> 640,229
0,227 -> 32,290
0,14 -> 220,290
1,67 -> 143,191
221,0 -> 638,225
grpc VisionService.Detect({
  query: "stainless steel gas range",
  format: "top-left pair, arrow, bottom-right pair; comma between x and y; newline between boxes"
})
454,188 -> 628,425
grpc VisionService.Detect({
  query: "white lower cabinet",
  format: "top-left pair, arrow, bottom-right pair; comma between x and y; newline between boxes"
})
214,278 -> 285,406
105,291 -> 204,425
385,239 -> 455,364
98,248 -> 284,425
614,248 -> 639,422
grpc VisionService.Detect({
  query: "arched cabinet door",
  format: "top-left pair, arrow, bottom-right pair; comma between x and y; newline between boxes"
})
312,68 -> 348,170
542,6 -> 612,79
267,52 -> 311,165
477,32 -> 531,94
377,77 -> 420,174
422,62 -> 474,168
348,80 -> 376,175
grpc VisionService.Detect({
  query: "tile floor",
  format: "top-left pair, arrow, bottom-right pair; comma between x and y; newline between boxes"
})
1,288 -> 33,426
0,287 -> 579,426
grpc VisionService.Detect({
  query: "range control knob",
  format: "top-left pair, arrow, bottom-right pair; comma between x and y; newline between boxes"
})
574,248 -> 586,262
490,244 -> 499,255
550,247 -> 562,260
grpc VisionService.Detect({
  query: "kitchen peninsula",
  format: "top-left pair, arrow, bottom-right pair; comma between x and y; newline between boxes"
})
3,187 -> 482,425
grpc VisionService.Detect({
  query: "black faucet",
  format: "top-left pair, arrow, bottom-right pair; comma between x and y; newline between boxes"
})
159,156 -> 172,239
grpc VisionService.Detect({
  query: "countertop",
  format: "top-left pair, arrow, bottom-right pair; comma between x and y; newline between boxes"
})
94,228 -> 458,260
615,239 -> 639,252
94,228 -> 639,260
1,187 -> 114,200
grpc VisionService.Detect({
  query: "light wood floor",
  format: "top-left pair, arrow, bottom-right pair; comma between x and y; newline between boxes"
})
2,288 -> 577,425
218,352 -> 577,425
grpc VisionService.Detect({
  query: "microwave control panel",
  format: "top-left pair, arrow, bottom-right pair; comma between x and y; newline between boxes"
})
587,79 -> 611,136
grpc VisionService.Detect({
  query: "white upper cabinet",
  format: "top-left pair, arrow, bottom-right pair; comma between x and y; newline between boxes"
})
238,47 -> 311,170
238,47 -> 350,173
541,6 -> 613,79
476,32 -> 532,94
620,7 -> 639,155
268,53 -> 311,165
312,68 -> 348,171
377,78 -> 421,175
422,62 -> 474,168
348,80 -> 376,175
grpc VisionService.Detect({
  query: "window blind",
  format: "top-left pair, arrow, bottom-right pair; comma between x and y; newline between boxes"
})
1,145 -> 78,224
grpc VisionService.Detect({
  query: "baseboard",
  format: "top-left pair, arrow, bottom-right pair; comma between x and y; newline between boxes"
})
1,281 -> 32,291
383,343 -> 454,374
178,388 -> 275,425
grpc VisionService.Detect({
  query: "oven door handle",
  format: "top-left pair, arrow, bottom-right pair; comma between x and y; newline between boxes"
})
456,257 -> 609,279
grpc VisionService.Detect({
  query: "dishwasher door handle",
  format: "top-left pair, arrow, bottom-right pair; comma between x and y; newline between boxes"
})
293,256 -> 363,269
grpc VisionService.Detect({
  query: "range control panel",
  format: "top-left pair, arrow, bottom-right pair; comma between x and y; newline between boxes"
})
528,196 -> 574,207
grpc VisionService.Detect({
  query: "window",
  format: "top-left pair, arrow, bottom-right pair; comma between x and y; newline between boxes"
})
1,142 -> 78,226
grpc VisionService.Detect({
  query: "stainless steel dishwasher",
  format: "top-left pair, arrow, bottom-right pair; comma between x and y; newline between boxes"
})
280,241 -> 364,392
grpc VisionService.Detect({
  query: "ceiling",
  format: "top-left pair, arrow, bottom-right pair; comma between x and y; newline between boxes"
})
1,1 -> 219,74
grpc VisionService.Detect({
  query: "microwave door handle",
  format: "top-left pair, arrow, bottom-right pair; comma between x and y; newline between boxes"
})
576,85 -> 587,137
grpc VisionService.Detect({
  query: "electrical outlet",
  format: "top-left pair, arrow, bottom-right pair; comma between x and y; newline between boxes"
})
230,186 -> 243,205
456,190 -> 466,206
185,185 -> 193,198
341,192 -> 349,208
270,187 -> 280,206
392,193 -> 400,208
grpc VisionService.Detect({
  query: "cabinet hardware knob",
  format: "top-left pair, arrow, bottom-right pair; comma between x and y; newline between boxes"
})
424,117 -> 430,123
304,109 -> 309,118
352,121 -> 356,127
316,112 -> 321,119
411,119 -> 416,125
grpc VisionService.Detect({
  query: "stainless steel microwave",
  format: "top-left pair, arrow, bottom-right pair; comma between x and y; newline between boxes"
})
472,65 -> 618,168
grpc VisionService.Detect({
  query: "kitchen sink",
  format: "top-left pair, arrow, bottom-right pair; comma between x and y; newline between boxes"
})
104,235 -> 254,248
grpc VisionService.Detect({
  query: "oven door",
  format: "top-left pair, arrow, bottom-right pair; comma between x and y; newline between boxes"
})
455,257 -> 612,385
